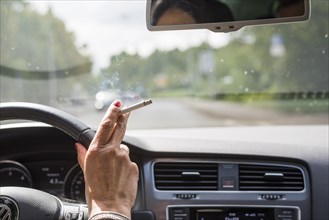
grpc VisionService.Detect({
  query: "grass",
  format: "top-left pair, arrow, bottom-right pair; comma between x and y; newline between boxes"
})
150,89 -> 329,114
245,99 -> 329,114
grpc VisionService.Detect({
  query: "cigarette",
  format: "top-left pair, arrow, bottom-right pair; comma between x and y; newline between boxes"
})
120,99 -> 152,114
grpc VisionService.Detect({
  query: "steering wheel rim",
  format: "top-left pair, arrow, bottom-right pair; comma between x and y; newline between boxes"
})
0,102 -> 95,220
0,102 -> 95,147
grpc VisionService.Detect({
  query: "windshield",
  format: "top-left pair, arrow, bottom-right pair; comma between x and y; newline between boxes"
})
1,0 -> 328,129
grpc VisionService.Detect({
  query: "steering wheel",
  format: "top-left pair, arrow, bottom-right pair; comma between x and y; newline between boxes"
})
0,102 -> 96,220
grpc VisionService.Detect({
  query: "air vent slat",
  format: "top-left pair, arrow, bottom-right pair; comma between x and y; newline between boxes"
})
240,181 -> 304,185
240,176 -> 303,181
239,165 -> 296,170
154,162 -> 218,190
155,169 -> 217,173
155,163 -> 214,167
156,181 -> 217,185
239,164 -> 304,191
156,186 -> 218,190
239,186 -> 304,190
240,170 -> 301,175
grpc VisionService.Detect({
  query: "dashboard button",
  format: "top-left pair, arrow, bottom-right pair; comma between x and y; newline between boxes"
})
275,208 -> 297,220
169,207 -> 189,220
222,177 -> 235,189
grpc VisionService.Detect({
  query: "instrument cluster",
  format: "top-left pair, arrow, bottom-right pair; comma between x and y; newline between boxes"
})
0,160 -> 85,203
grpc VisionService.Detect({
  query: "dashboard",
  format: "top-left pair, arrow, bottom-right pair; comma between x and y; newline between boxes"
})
0,123 -> 328,220
0,125 -> 85,202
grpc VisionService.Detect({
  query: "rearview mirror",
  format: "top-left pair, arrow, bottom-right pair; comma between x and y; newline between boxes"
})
146,0 -> 310,32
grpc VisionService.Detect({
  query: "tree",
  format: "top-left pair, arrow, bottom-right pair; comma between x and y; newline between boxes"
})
0,1 -> 91,105
99,0 -> 328,98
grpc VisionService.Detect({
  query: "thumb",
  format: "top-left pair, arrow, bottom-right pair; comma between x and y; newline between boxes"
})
75,143 -> 87,171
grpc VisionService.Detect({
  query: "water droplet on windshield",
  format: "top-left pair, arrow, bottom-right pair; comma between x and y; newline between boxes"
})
11,47 -> 15,50
322,50 -> 326,54
244,71 -> 248,75
245,88 -> 249,92
325,34 -> 328,38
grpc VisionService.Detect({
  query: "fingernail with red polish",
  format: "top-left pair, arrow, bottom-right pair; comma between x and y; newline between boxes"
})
114,100 -> 121,107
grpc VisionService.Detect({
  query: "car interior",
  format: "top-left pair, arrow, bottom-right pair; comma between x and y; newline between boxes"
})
0,0 -> 328,220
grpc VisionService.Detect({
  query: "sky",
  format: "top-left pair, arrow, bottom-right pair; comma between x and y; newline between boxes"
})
29,0 -> 230,71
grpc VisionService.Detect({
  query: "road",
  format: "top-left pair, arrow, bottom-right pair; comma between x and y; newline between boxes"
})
63,98 -> 229,129
61,98 -> 328,130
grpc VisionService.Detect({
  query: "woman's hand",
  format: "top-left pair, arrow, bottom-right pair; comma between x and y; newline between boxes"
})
75,100 -> 139,219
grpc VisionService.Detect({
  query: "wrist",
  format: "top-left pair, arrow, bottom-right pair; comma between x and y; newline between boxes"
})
89,201 -> 132,219
88,211 -> 130,220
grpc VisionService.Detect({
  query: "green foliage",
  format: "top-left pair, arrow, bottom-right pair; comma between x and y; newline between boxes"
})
247,99 -> 329,114
0,0 -> 90,72
100,1 -> 328,98
0,0 -> 91,105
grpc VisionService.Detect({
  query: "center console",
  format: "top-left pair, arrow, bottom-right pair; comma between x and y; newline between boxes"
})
143,159 -> 310,220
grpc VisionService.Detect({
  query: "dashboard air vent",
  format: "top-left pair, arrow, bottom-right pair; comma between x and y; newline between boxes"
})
154,162 -> 218,190
239,164 -> 304,191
